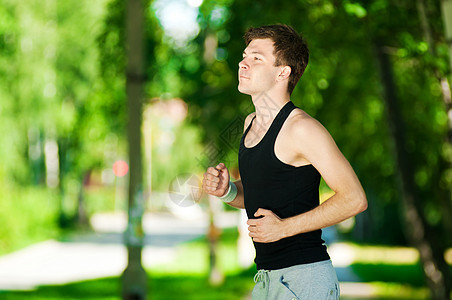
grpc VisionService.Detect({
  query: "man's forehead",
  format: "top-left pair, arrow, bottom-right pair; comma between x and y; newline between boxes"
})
244,38 -> 275,55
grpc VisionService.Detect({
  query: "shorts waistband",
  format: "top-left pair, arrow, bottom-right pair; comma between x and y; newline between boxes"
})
256,259 -> 332,280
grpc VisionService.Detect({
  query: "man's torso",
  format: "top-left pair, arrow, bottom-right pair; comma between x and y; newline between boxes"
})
239,101 -> 329,270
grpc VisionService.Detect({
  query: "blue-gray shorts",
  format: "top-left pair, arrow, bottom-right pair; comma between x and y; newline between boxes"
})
252,260 -> 339,300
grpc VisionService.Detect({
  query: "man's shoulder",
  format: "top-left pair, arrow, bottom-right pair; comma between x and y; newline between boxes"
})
285,108 -> 328,140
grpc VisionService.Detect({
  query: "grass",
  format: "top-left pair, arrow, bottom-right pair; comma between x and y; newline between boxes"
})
351,263 -> 425,286
0,277 -> 121,300
0,271 -> 257,300
149,228 -> 246,275
366,282 -> 429,300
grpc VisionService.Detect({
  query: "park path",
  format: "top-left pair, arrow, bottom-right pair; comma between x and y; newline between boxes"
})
0,207 -> 237,291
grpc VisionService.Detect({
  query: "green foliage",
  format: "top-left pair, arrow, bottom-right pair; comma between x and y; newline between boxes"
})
83,186 -> 119,214
0,184 -> 60,255
0,0 -> 112,186
148,119 -> 204,192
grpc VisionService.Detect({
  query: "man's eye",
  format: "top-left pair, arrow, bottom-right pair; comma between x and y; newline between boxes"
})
254,57 -> 260,61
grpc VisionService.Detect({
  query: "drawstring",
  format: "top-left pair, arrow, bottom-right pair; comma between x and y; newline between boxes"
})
254,269 -> 269,288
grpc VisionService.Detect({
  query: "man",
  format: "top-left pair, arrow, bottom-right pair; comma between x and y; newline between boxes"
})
202,24 -> 367,300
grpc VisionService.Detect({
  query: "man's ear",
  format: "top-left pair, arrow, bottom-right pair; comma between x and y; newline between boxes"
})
277,66 -> 291,81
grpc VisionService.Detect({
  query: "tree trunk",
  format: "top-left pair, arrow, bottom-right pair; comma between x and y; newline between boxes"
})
121,0 -> 147,299
76,170 -> 90,228
417,0 -> 452,235
375,42 -> 451,300
207,195 -> 224,286
441,1 -> 452,141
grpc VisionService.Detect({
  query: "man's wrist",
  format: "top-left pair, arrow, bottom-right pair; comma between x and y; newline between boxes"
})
218,181 -> 237,203
281,216 -> 295,238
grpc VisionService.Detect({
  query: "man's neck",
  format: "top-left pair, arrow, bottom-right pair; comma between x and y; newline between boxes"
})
251,91 -> 290,130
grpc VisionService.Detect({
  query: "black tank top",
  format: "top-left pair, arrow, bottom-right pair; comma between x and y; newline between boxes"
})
238,101 -> 330,270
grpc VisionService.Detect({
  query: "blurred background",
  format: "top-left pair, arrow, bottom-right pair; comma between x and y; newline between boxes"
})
0,0 -> 452,299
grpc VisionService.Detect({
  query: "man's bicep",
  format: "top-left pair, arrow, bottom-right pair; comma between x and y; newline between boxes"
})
297,121 -> 360,193
316,146 -> 360,194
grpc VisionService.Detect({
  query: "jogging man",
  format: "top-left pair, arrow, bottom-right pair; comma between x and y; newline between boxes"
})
202,24 -> 367,299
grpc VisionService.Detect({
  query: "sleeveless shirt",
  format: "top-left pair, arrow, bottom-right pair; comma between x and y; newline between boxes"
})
238,101 -> 330,270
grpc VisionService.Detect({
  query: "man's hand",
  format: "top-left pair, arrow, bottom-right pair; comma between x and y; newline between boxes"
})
247,208 -> 286,243
202,163 -> 230,197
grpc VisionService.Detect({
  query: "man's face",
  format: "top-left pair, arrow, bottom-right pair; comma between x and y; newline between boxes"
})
238,38 -> 281,96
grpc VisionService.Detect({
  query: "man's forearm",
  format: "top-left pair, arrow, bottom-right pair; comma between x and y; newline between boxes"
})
226,180 -> 245,209
282,189 -> 367,237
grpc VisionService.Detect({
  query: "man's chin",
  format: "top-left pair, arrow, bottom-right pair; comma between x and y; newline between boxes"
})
238,85 -> 252,96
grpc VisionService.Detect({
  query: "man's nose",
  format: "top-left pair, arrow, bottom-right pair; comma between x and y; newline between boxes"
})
238,58 -> 248,70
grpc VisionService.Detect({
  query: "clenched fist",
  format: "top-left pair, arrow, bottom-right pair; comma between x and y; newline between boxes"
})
202,163 -> 230,197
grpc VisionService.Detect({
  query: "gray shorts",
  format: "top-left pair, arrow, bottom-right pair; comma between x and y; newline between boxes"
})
251,260 -> 339,300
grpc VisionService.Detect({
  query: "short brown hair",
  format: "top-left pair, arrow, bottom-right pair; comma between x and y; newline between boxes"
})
244,24 -> 309,95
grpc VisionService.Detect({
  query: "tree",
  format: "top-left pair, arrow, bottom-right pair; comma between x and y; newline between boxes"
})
375,41 -> 451,299
121,0 -> 148,298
